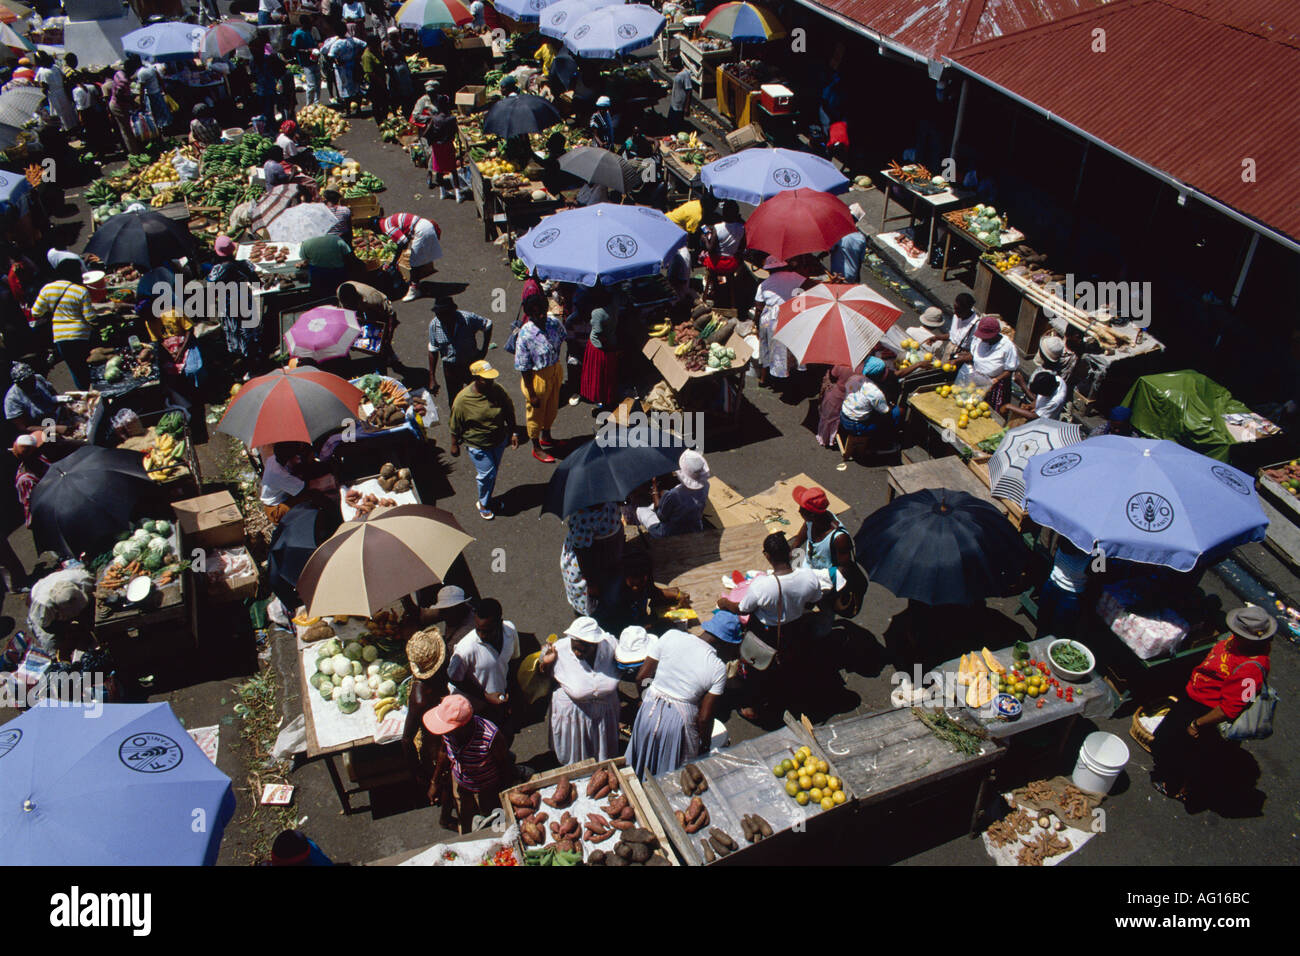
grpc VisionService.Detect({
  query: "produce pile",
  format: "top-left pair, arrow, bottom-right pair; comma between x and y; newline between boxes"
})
527,122 -> 592,153
405,54 -> 436,73
94,519 -> 181,591
199,133 -> 274,177
688,35 -> 730,51
142,411 -> 188,481
96,343 -> 155,385
307,635 -> 410,718
895,336 -> 957,374
660,130 -> 717,170
87,145 -> 204,220
379,115 -> 415,143
356,377 -> 425,428
946,203 -> 1013,247
669,311 -> 739,371
297,104 -> 350,141
353,231 -> 397,264
1262,459 -> 1300,496
344,171 -> 385,197
104,265 -> 142,287
776,744 -> 846,812
932,382 -> 993,432
247,241 -> 293,265
886,160 -> 935,186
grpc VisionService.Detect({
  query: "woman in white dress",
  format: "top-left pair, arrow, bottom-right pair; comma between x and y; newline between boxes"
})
539,616 -> 622,764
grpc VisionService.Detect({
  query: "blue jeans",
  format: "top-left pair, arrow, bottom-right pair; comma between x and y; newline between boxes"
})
467,440 -> 506,508
302,65 -> 320,106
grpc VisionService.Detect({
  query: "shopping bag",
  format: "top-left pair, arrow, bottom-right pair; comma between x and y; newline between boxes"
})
1219,661 -> 1278,740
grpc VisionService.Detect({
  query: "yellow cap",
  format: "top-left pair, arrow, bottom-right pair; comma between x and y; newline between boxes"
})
469,359 -> 499,379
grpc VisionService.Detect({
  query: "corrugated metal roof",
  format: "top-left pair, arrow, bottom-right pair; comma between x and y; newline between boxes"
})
947,0 -> 1300,245
790,0 -> 1107,61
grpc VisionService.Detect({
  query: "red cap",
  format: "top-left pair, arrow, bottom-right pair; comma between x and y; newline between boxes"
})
974,315 -> 1002,340
792,485 -> 829,513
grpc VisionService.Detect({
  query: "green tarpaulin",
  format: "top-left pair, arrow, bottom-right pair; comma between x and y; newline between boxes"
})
1123,370 -> 1251,462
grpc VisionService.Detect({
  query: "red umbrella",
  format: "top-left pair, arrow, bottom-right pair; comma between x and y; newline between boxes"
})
216,367 -> 363,448
744,188 -> 855,261
774,283 -> 902,368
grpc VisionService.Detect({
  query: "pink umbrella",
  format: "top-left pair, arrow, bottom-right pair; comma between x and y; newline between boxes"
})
202,18 -> 258,59
284,306 -> 362,361
774,283 -> 902,368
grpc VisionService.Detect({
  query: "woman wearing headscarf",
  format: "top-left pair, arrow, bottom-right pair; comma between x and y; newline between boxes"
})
513,292 -> 565,462
208,236 -> 262,368
816,365 -> 860,448
539,616 -> 622,763
423,94 -> 461,200
838,356 -> 897,458
189,103 -> 223,145
625,612 -> 739,777
108,56 -> 142,154
578,285 -> 619,411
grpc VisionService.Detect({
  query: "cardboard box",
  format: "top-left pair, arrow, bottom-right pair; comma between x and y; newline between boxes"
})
173,492 -> 244,549
643,329 -> 753,393
725,124 -> 764,151
455,35 -> 491,50
204,546 -> 259,603
455,85 -> 486,111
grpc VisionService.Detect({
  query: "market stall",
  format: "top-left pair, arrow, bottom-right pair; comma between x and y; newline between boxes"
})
641,721 -> 854,865
109,406 -> 202,500
714,59 -> 781,131
678,33 -> 731,99
86,340 -> 164,409
641,308 -> 751,428
1257,459 -> 1300,570
937,203 -> 1026,282
904,381 -> 1010,462
659,130 -> 719,195
878,161 -> 973,258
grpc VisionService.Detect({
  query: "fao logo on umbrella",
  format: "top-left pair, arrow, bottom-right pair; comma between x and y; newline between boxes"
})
529,0 -> 546,8
551,10 -> 567,24
617,23 -> 639,39
532,227 -> 561,248
1040,452 -> 1081,476
573,24 -> 591,39
139,36 -> 155,49
1127,493 -> 1174,533
606,235 -> 638,258
119,733 -> 184,773
1211,465 -> 1250,496
0,728 -> 20,759
714,156 -> 740,171
772,167 -> 802,187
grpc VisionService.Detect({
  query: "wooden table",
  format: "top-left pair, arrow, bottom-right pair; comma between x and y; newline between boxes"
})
678,36 -> 731,98
643,522 -> 769,619
810,707 -> 1006,834
878,172 -> 971,256
938,213 -> 1025,283
886,456 -> 1008,516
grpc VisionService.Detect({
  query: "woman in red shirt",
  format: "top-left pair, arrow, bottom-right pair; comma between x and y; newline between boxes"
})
1150,605 -> 1273,801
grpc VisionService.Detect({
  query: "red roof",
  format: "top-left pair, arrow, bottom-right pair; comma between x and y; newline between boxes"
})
948,0 -> 1300,244
792,0 -> 1107,61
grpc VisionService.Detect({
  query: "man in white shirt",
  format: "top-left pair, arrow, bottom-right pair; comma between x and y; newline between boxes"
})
925,292 -> 980,361
259,444 -> 308,507
446,597 -> 519,727
1003,369 -> 1068,422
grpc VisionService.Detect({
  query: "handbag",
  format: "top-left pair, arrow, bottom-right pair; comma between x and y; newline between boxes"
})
130,110 -> 157,143
740,574 -> 782,671
1218,660 -> 1278,741
829,529 -> 869,618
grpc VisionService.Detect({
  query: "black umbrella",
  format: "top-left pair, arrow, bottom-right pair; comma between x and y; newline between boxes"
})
542,428 -> 687,518
853,488 -> 1028,606
29,446 -> 155,558
483,94 -> 562,139
549,52 -> 579,91
84,210 -> 195,269
268,504 -> 341,611
560,146 -> 642,193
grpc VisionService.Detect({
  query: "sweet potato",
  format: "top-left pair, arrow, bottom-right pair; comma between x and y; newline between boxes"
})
544,776 -> 574,808
508,791 -> 534,809
556,838 -> 581,854
586,769 -> 607,797
753,814 -> 773,838
701,838 -> 716,863
680,767 -> 697,795
588,827 -> 613,844
603,795 -> 628,817
619,805 -> 636,822
530,792 -> 542,810
587,813 -> 609,830
684,808 -> 709,834
515,806 -> 534,820
675,810 -> 686,829
742,816 -> 756,843
592,783 -> 611,799
609,819 -> 634,830
533,812 -> 548,825
685,797 -> 705,822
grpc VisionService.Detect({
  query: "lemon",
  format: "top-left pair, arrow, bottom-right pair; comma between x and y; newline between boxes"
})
827,776 -> 841,792
780,759 -> 794,774
979,401 -> 990,411
832,790 -> 846,804
785,769 -> 799,782
820,796 -> 835,811
809,787 -> 823,802
773,764 -> 786,777
812,772 -> 828,789
798,775 -> 813,791
795,791 -> 810,806
785,780 -> 799,796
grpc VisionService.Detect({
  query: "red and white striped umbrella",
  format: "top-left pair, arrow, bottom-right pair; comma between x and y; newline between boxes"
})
216,367 -> 363,448
202,18 -> 258,59
773,283 -> 902,368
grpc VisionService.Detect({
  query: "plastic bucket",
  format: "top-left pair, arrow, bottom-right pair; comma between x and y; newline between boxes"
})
223,127 -> 244,144
82,269 -> 107,303
1071,731 -> 1130,794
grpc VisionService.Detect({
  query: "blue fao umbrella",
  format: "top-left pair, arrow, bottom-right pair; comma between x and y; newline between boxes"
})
562,3 -> 664,59
701,147 -> 849,206
122,22 -> 207,62
1022,435 -> 1268,572
539,0 -> 624,38
492,0 -> 558,22
0,702 -> 236,865
542,427 -> 687,518
854,489 -> 1028,605
516,203 -> 687,285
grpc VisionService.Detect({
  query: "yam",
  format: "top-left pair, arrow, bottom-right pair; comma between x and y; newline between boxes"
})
628,842 -> 651,863
586,769 -> 607,797
380,463 -> 396,478
680,768 -> 697,796
589,850 -> 607,865
754,814 -> 773,838
707,834 -> 731,857
621,827 -> 655,845
593,783 -> 611,799
645,854 -> 671,867
619,805 -> 636,822
685,797 -> 705,822
741,816 -> 756,843
398,468 -> 412,480
515,806 -> 534,820
605,852 -> 628,866
709,827 -> 736,851
587,813 -> 609,829
614,842 -> 634,860
704,317 -> 736,346
675,810 -> 687,829
393,478 -> 412,493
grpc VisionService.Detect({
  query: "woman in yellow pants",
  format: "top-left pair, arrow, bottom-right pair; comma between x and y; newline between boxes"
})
514,293 -> 567,463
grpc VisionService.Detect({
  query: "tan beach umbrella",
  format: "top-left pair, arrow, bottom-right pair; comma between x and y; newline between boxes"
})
296,505 -> 473,617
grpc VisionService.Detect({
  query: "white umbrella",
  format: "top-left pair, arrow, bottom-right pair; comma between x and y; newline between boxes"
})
987,419 -> 1086,505
266,203 -> 341,242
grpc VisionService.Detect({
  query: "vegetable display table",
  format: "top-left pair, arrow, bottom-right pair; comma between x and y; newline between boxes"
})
642,521 -> 769,620
878,170 -> 971,257
810,707 -> 1005,834
94,570 -> 196,684
938,210 -> 1026,282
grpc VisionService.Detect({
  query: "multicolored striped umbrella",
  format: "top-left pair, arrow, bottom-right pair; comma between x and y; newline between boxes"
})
201,18 -> 258,59
774,283 -> 902,369
217,367 -> 363,448
700,2 -> 785,42
394,0 -> 474,30
284,306 -> 362,362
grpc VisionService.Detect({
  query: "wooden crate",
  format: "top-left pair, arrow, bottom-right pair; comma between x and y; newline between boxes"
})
499,757 -> 678,864
343,193 -> 381,222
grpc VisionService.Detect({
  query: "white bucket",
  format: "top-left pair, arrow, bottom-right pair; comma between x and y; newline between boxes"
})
709,718 -> 729,751
1071,731 -> 1130,794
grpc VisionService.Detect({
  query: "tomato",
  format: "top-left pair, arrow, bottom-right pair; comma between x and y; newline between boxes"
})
1037,699 -> 1044,708
1056,688 -> 1063,698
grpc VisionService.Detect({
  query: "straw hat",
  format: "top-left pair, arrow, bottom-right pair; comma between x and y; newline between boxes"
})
405,628 -> 446,680
919,306 -> 945,330
430,585 -> 468,610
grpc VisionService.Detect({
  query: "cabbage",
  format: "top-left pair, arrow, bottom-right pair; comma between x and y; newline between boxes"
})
141,551 -> 164,572
337,692 -> 359,715
354,681 -> 373,700
317,655 -> 335,676
148,535 -> 168,552
362,645 -> 379,662
319,638 -> 342,658
309,672 -> 329,690
121,541 -> 144,561
339,676 -> 355,695
132,529 -> 151,542
344,641 -> 364,660
379,662 -> 409,683
376,679 -> 397,698
330,654 -> 351,675
154,520 -> 172,537
113,541 -> 132,557
319,683 -> 334,700
331,685 -> 345,701
110,555 -> 127,567
140,520 -> 158,534
366,663 -> 382,678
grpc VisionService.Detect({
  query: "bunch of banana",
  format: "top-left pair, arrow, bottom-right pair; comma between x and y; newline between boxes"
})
151,186 -> 181,207
649,320 -> 671,338
374,697 -> 400,720
674,341 -> 692,356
